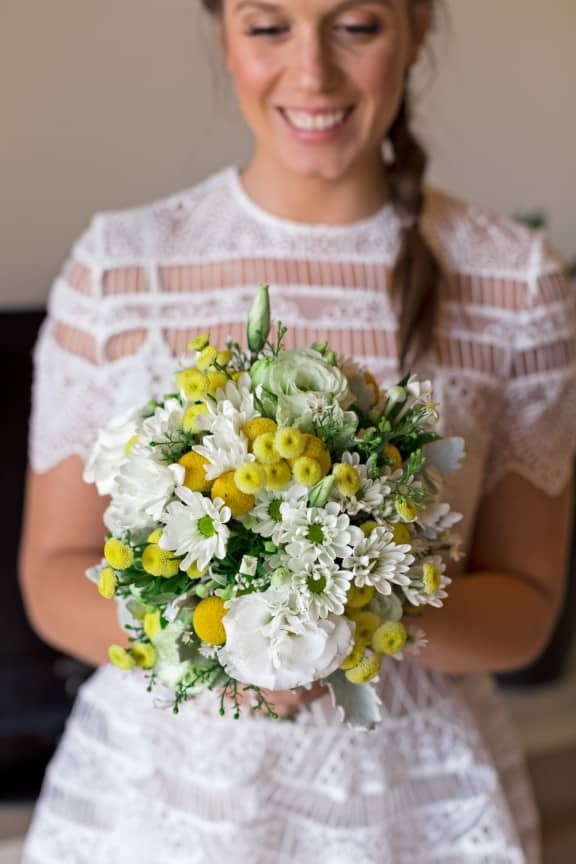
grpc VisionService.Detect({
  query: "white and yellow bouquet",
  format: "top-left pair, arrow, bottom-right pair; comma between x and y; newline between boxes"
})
84,286 -> 464,728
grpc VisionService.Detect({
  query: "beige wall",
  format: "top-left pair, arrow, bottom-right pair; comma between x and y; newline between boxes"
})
2,0 -> 574,308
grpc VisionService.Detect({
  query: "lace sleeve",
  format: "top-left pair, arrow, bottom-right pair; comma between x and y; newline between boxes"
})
483,235 -> 576,496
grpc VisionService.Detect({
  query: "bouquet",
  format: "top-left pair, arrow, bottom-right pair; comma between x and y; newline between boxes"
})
85,285 -> 464,729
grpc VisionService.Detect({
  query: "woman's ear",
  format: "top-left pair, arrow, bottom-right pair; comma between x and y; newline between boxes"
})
408,1 -> 433,67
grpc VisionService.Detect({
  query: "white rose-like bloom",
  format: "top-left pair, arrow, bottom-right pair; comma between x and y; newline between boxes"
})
83,409 -> 139,495
220,590 -> 354,690
104,456 -> 185,536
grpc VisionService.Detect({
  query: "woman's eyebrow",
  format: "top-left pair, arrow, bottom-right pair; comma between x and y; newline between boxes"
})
233,0 -> 394,14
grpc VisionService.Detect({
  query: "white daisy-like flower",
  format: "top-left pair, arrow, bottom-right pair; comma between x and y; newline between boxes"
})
136,398 -> 185,458
417,500 -> 463,540
83,407 -> 140,495
287,560 -> 353,620
282,501 -> 363,567
160,487 -> 231,571
343,526 -> 414,595
334,452 -> 390,516
104,456 -> 185,536
247,485 -> 309,541
403,555 -> 451,608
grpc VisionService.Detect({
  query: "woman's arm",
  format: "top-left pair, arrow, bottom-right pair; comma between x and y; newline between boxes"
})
416,472 -> 574,676
19,458 -> 126,666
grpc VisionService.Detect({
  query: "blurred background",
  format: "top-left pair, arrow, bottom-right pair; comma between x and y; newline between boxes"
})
1,0 -> 575,860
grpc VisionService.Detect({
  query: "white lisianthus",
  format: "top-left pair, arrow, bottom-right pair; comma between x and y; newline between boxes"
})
343,526 -> 414,595
220,590 -> 354,690
83,408 -> 140,495
104,456 -> 185,536
160,487 -> 231,571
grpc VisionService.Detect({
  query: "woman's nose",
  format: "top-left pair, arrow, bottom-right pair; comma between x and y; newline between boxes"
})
292,31 -> 341,94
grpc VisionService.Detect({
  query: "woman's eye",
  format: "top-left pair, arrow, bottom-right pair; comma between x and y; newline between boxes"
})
247,26 -> 287,37
338,24 -> 381,36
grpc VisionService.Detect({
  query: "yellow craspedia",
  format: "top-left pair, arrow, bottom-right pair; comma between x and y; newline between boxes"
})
332,463 -> 361,497
187,561 -> 209,580
216,349 -> 233,366
197,344 -> 219,371
187,333 -> 210,351
346,584 -> 375,609
345,651 -> 382,684
339,641 -> 366,671
130,642 -> 157,669
124,434 -> 139,456
423,563 -> 442,595
243,417 -> 278,448
292,456 -> 322,487
263,460 -> 291,491
360,521 -> 379,537
104,538 -> 134,570
211,471 -> 255,517
142,544 -> 180,578
350,611 -> 381,646
98,567 -> 117,600
275,427 -> 306,459
393,523 -> 412,546
207,370 -> 228,393
147,528 -> 163,544
253,432 -> 281,465
383,443 -> 403,471
143,610 -> 162,640
108,644 -> 135,671
234,461 -> 266,495
289,434 -> 331,476
193,597 -> 228,645
178,451 -> 211,492
372,621 -> 407,656
395,496 -> 418,523
176,368 -> 209,401
182,402 -> 208,433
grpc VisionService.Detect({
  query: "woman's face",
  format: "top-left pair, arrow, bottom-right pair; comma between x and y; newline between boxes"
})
220,0 -> 429,182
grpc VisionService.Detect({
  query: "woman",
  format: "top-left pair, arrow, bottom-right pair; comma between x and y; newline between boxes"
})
19,1 -> 576,861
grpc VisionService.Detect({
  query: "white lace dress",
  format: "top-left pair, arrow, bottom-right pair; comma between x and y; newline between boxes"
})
24,166 -> 576,864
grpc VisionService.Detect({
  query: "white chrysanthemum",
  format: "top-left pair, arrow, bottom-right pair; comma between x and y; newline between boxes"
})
288,560 -> 353,620
83,408 -> 140,495
282,501 -> 363,567
417,500 -> 463,539
160,487 -> 231,571
219,590 -> 354,690
334,451 -> 390,516
343,526 -> 413,595
247,485 -> 309,540
104,456 -> 185,536
193,417 -> 251,481
403,555 -> 451,608
136,398 -> 185,458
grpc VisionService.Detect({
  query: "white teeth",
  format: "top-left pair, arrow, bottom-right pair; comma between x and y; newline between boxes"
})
284,110 -> 347,131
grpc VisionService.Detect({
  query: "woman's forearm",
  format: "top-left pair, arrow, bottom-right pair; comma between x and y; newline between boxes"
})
415,569 -> 561,676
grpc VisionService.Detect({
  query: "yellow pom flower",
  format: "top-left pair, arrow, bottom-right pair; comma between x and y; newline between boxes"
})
350,610 -> 381,646
216,349 -> 233,366
363,370 -> 380,403
289,434 -> 331,476
98,567 -> 117,600
104,538 -> 134,570
292,456 -> 322,487
176,368 -> 209,401
207,371 -> 228,393
253,432 -> 281,465
142,544 -> 180,578
108,644 -> 135,671
178,451 -> 211,492
143,610 -> 162,640
383,443 -> 403,471
372,621 -> 407,656
147,528 -> 163,544
193,597 -> 228,645
187,561 -> 208,580
130,642 -> 157,669
339,642 -> 366,671
124,434 -> 139,456
393,523 -> 412,545
345,650 -> 382,684
395,496 -> 418,523
243,417 -> 278,448
264,460 -> 291,491
182,402 -> 208,433
332,463 -> 361,497
211,471 -> 254,517
346,584 -> 375,609
187,333 -> 210,351
197,345 -> 219,371
234,461 -> 266,495
423,563 -> 442,595
360,521 -> 379,537
275,427 -> 306,459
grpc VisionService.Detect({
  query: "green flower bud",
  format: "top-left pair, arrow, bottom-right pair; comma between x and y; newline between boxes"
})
247,284 -> 271,354
308,475 -> 335,508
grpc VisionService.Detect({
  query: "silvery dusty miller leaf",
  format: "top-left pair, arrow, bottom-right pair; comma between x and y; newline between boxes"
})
324,670 -> 382,731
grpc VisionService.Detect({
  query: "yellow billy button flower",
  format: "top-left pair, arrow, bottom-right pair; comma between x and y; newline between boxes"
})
346,584 -> 375,609
142,544 -> 180,578
289,434 -> 331,476
147,528 -> 163,544
332,463 -> 361,497
263,460 -> 291,492
143,610 -> 162,640
243,417 -> 278,449
253,432 -> 281,465
187,561 -> 208,580
178,451 -> 211,493
98,567 -> 117,600
104,538 -> 134,570
176,368 -> 209,401
339,641 -> 366,671
350,610 -> 381,646
182,402 -> 208,434
193,597 -> 228,645
423,563 -> 442,595
395,496 -> 418,523
372,621 -> 407,656
360,521 -> 379,537
197,344 -> 219,371
392,523 -> 412,546
292,456 -> 322,487
275,427 -> 306,460
108,645 -> 135,671
363,370 -> 380,404
187,333 -> 210,351
383,443 -> 402,471
130,642 -> 157,669
345,650 -> 382,684
207,371 -> 228,393
211,471 -> 254,517
234,461 -> 266,495
124,434 -> 139,456
216,349 -> 233,366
